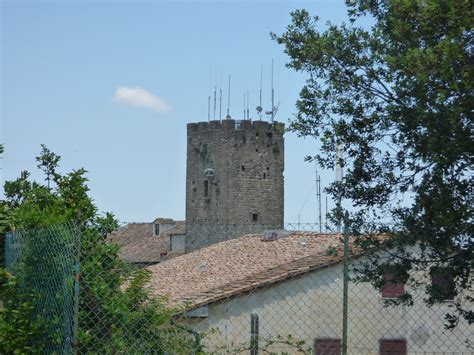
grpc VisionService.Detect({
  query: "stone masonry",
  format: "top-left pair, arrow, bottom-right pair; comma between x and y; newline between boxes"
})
185,119 -> 284,251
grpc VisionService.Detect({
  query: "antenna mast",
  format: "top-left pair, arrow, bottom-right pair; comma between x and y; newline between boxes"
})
219,88 -> 222,120
247,91 -> 250,120
207,95 -> 210,122
256,65 -> 263,120
226,75 -> 231,119
213,86 -> 217,120
219,67 -> 223,120
316,162 -> 322,233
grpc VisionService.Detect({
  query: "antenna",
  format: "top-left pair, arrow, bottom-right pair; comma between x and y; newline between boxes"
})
219,67 -> 223,120
256,64 -> 263,120
247,91 -> 250,120
226,75 -> 231,119
219,87 -> 222,121
243,93 -> 246,119
207,95 -> 210,122
265,59 -> 279,121
213,86 -> 217,120
316,162 -> 322,233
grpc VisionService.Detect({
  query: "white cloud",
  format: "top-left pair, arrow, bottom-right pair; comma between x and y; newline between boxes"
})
112,86 -> 171,113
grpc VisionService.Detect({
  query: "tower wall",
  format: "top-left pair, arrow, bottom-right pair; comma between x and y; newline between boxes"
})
185,119 -> 284,251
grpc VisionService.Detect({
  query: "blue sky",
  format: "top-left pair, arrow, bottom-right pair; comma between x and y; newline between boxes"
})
1,0 -> 352,224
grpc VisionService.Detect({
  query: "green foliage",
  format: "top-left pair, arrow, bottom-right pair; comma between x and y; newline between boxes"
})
0,269 -> 49,354
0,146 -> 201,353
274,1 -> 473,327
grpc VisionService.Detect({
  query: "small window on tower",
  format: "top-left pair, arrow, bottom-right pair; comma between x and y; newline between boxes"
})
263,173 -> 266,179
241,165 -> 246,171
204,180 -> 209,198
252,213 -> 258,222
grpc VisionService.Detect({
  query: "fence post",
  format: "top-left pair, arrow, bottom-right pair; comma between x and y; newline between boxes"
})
342,229 -> 349,355
72,221 -> 82,355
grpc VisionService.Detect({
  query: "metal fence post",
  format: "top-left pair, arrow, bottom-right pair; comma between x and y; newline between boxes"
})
72,222 -> 82,355
342,229 -> 349,355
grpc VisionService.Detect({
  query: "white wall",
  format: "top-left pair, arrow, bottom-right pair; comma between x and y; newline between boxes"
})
183,262 -> 473,354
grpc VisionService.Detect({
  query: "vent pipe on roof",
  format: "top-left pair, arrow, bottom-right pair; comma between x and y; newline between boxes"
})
262,230 -> 291,242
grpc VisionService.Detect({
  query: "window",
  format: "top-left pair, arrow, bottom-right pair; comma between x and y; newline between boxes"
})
263,173 -> 266,179
431,267 -> 455,301
250,313 -> 259,355
314,338 -> 341,355
204,180 -> 209,198
252,213 -> 259,222
380,339 -> 407,355
241,165 -> 246,171
381,273 -> 405,299
154,224 -> 160,236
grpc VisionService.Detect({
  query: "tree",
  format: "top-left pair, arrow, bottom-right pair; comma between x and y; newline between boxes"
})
0,146 -> 201,353
273,0 -> 473,328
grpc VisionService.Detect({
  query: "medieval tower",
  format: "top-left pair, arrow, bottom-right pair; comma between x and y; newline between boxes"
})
185,119 -> 284,251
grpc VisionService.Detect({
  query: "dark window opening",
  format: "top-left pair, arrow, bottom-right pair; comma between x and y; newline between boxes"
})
256,148 -> 259,153
250,313 -> 259,355
256,132 -> 259,137
263,173 -> 266,179
192,180 -> 195,185
431,267 -> 455,301
381,272 -> 405,299
252,213 -> 259,222
241,165 -> 246,171
204,180 -> 209,198
266,167 -> 269,171
380,339 -> 407,355
314,338 -> 341,355
154,224 -> 160,236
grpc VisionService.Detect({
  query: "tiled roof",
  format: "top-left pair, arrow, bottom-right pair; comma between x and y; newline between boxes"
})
108,221 -> 185,263
147,232 -> 379,308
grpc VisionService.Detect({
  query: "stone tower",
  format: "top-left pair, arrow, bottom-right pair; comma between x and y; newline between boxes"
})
185,119 -> 284,251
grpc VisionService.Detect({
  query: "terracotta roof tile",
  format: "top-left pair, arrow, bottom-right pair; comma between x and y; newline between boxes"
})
108,221 -> 185,263
147,232 -> 378,308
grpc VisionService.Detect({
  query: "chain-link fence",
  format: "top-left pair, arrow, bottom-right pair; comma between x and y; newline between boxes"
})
3,222 -> 473,354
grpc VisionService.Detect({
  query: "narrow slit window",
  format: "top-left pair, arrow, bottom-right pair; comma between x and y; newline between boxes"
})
263,173 -> 266,179
204,180 -> 209,198
250,313 -> 259,355
241,165 -> 246,171
252,213 -> 258,222
154,224 -> 160,236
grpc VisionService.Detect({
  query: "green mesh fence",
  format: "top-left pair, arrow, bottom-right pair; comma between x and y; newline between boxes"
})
4,222 -> 79,354
4,222 -> 472,354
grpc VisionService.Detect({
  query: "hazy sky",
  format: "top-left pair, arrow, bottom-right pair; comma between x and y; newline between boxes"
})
2,0 -> 353,224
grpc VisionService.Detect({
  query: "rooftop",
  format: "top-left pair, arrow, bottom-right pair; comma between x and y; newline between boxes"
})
107,221 -> 185,263
147,232 -> 379,309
